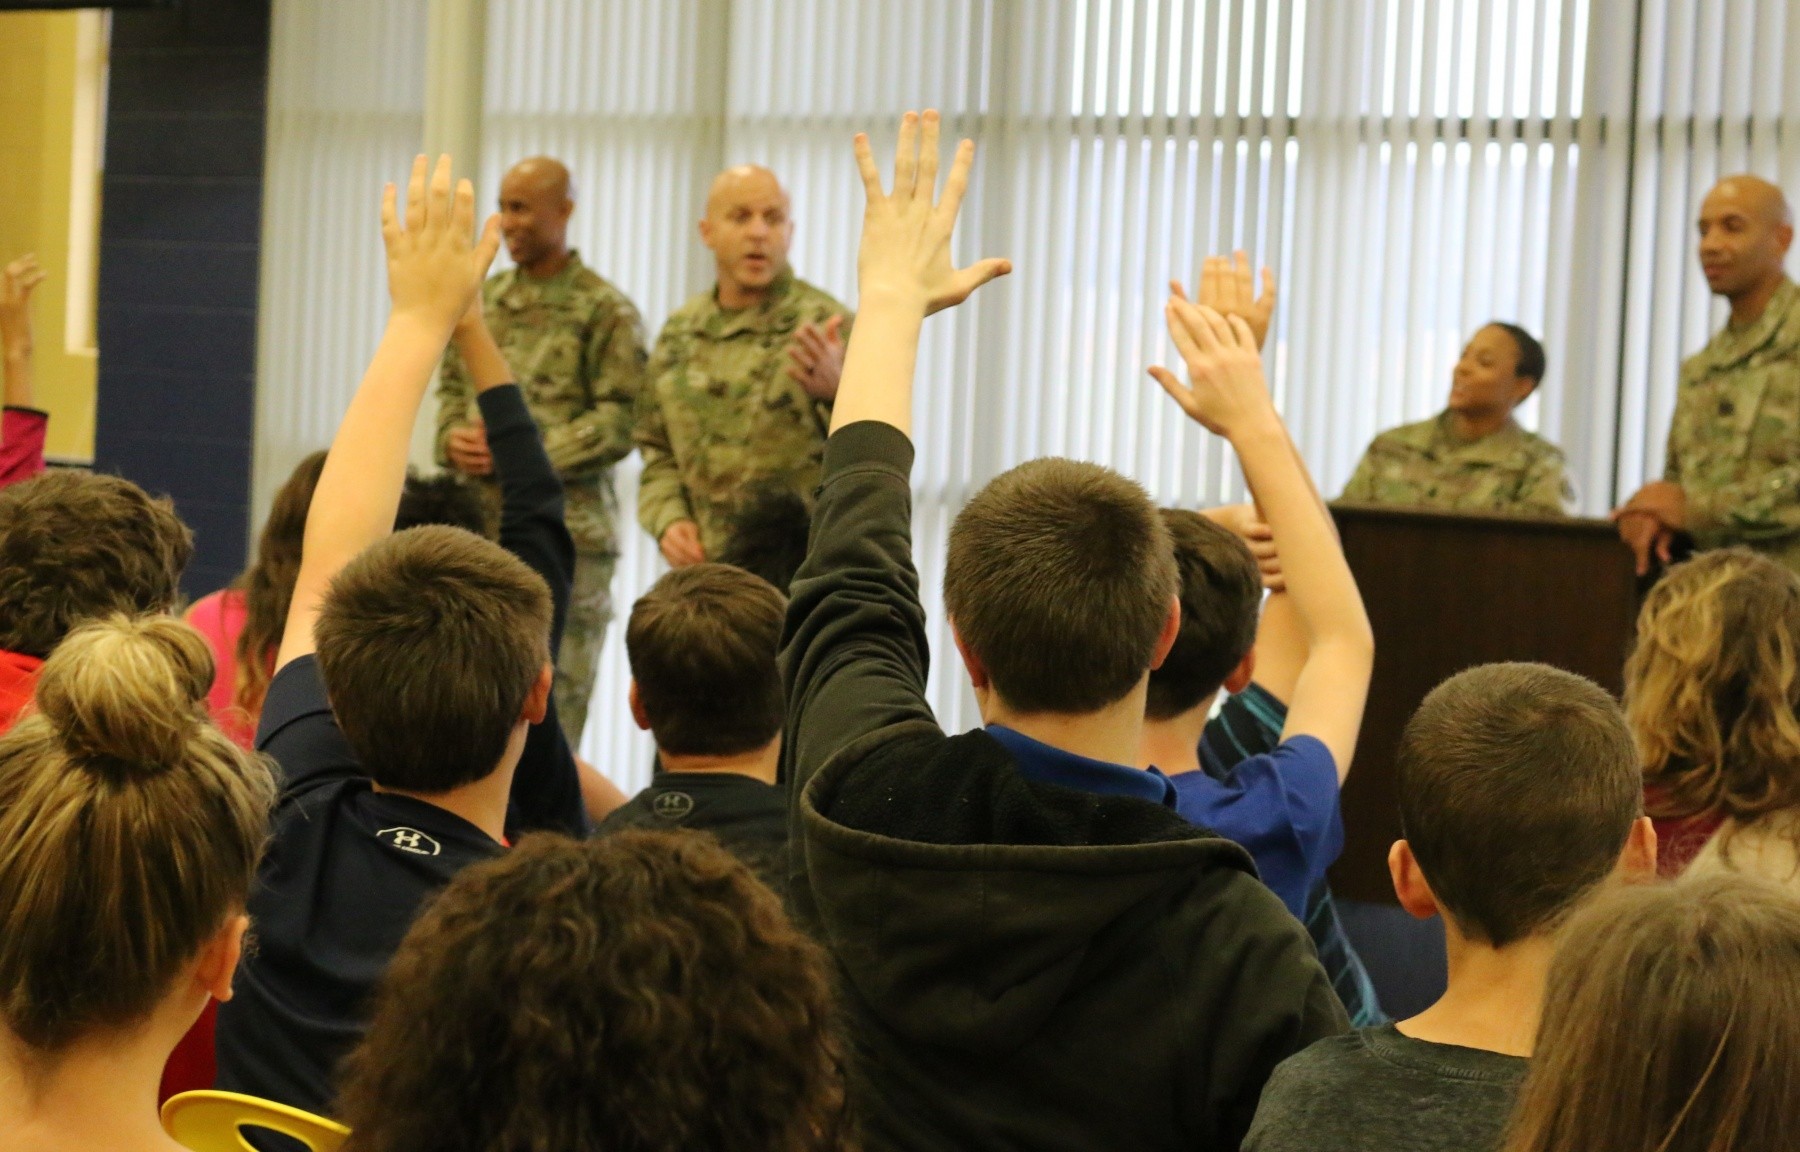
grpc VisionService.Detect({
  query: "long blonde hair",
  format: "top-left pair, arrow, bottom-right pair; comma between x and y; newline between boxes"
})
1624,549 -> 1800,824
1499,874 -> 1800,1152
0,615 -> 276,1052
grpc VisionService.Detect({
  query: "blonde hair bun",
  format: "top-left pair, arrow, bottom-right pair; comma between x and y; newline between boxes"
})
33,614 -> 215,770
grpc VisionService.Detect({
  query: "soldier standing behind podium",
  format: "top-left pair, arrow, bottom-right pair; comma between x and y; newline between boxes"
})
635,165 -> 852,567
1339,321 -> 1572,515
1614,176 -> 1800,576
436,157 -> 647,745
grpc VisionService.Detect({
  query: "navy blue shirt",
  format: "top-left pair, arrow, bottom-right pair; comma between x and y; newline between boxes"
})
987,723 -> 1179,806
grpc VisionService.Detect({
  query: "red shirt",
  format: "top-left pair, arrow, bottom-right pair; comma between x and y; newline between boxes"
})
1646,783 -> 1726,878
0,406 -> 47,491
0,649 -> 43,731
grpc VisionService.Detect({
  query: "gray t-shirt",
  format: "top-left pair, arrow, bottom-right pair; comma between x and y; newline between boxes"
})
1244,1024 -> 1527,1152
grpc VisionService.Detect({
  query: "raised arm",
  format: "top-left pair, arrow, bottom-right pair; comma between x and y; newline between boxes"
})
1151,303 -> 1373,778
276,155 -> 501,671
1,255 -> 45,413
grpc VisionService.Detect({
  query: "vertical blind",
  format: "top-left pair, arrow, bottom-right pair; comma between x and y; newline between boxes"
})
256,0 -> 1799,791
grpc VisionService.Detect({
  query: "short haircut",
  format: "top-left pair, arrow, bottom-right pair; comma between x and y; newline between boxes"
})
337,831 -> 847,1152
626,564 -> 785,757
315,526 -> 552,792
0,471 -> 193,658
1145,509 -> 1262,720
945,458 -> 1178,714
718,485 -> 812,594
1396,662 -> 1642,946
394,469 -> 491,538
1490,321 -> 1547,386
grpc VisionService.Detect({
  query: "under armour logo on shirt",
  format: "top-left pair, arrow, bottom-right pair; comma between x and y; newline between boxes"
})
377,827 -> 442,856
652,792 -> 695,821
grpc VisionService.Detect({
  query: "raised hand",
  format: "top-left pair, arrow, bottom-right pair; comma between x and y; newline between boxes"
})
1,254 -> 46,358
1185,250 -> 1277,350
786,315 -> 846,401
852,110 -> 1011,316
380,154 -> 501,336
1148,299 -> 1278,439
446,422 -> 493,476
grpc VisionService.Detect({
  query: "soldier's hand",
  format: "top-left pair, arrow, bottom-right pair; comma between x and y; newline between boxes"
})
1613,510 -> 1669,577
0,254 -> 46,357
1615,480 -> 1687,531
852,110 -> 1011,316
380,155 -> 501,336
659,519 -> 706,567
1148,300 -> 1275,439
1181,251 -> 1276,350
446,422 -> 493,476
787,315 -> 846,402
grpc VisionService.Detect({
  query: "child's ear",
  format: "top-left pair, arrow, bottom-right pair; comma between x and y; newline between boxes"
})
195,914 -> 249,1004
1618,816 -> 1660,881
1389,840 -> 1441,921
1223,647 -> 1257,695
951,621 -> 990,691
1148,596 -> 1182,671
522,663 -> 553,725
628,680 -> 651,732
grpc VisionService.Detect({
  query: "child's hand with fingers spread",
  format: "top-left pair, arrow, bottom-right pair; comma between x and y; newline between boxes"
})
381,154 -> 501,336
1149,300 -> 1279,440
852,110 -> 1011,317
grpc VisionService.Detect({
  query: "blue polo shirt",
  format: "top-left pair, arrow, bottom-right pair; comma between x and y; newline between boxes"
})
987,724 -> 1179,807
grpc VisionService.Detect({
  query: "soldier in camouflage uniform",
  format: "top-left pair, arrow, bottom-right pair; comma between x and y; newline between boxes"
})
1617,176 -> 1800,576
1340,322 -> 1571,515
636,165 -> 852,565
437,156 -> 647,746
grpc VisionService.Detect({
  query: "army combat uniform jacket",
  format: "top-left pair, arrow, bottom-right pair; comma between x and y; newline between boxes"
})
436,253 -> 648,557
1665,279 -> 1800,572
1339,411 -> 1571,516
634,269 -> 851,557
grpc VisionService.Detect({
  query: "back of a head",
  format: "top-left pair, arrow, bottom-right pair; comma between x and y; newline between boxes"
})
1626,549 -> 1800,824
1490,321 -> 1547,386
1500,874 -> 1800,1152
235,450 -> 329,714
0,615 -> 275,1051
337,831 -> 845,1152
1145,509 -> 1261,720
394,469 -> 491,538
315,525 -> 552,793
945,458 -> 1178,714
717,485 -> 813,593
626,563 -> 785,757
0,471 -> 193,659
1397,662 -> 1642,946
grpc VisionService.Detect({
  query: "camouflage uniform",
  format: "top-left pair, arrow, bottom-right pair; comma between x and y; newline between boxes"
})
635,268 -> 852,557
436,252 -> 647,745
1339,411 -> 1572,515
1664,279 -> 1800,573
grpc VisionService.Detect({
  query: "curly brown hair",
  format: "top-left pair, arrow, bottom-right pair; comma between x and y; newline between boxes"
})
1625,549 -> 1800,831
0,471 -> 192,659
232,450 -> 327,721
337,830 -> 850,1152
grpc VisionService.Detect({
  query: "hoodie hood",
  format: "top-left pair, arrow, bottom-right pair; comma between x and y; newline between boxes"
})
800,722 -> 1257,1055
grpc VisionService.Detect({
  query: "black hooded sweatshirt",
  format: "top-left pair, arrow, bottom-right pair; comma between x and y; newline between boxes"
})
780,421 -> 1349,1152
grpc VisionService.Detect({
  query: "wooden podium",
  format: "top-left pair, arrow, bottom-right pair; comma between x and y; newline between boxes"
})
1326,504 -> 1640,904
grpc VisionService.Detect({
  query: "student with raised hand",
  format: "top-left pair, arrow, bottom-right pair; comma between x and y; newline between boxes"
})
0,615 -> 277,1152
213,155 -> 587,1121
335,831 -> 847,1152
1,253 -> 49,486
1245,663 -> 1657,1152
1499,873 -> 1800,1152
781,110 -> 1344,1152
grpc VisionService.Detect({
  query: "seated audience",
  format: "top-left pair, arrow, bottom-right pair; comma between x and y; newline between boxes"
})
1245,662 -> 1656,1152
718,483 -> 813,592
1498,873 -> 1800,1152
1626,547 -> 1800,876
214,156 -> 587,1119
1339,322 -> 1570,515
2,253 -> 48,487
0,615 -> 276,1152
0,470 -> 192,726
1143,507 -> 1384,1024
335,831 -> 845,1152
596,564 -> 787,887
189,458 -> 491,748
780,111 -> 1350,1151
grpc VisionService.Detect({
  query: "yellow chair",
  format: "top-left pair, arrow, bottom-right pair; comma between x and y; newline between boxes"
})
161,1090 -> 351,1152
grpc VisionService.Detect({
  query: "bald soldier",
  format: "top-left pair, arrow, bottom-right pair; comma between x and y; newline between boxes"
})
1615,175 -> 1800,575
635,165 -> 852,567
437,156 -> 648,745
